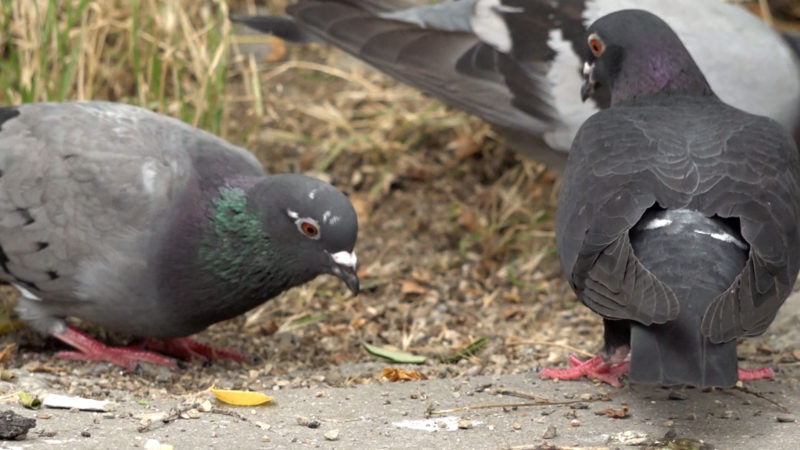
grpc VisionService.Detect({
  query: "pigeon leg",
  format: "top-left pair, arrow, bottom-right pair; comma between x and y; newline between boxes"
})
737,367 -> 775,381
539,347 -> 630,387
139,337 -> 253,364
55,326 -> 178,370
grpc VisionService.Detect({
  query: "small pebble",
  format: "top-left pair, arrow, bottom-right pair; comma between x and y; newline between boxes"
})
570,419 -> 581,427
580,393 -> 592,401
198,400 -> 212,412
722,410 -> 734,419
80,430 -> 91,438
465,365 -> 483,377
324,429 -> 339,441
663,420 -> 674,427
542,424 -> 557,439
512,422 -> 522,430
457,419 -> 473,429
668,390 -> 687,400
296,416 -> 321,428
776,414 -> 796,423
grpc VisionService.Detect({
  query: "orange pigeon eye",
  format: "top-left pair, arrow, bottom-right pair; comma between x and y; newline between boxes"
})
300,221 -> 318,237
588,34 -> 604,56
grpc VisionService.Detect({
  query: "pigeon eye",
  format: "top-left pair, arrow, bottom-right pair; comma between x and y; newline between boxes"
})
297,219 -> 320,240
588,34 -> 604,56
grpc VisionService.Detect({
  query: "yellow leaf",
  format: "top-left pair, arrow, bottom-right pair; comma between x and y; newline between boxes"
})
208,385 -> 273,406
380,367 -> 428,382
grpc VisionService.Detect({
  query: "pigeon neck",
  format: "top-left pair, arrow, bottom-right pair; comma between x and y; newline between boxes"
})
158,177 -> 297,325
195,184 -> 295,301
611,52 -> 713,106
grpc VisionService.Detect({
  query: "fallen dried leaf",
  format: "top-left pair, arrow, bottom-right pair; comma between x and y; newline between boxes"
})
0,343 -> 15,364
603,406 -> 630,419
501,306 -> 522,320
349,316 -> 366,330
792,348 -> 800,361
208,386 -> 273,406
399,280 -> 428,295
380,368 -> 428,382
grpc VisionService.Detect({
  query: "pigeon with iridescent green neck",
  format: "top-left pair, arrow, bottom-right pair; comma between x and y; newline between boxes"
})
0,101 -> 359,369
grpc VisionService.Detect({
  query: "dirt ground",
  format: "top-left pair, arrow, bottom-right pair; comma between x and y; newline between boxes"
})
0,2 -> 800,449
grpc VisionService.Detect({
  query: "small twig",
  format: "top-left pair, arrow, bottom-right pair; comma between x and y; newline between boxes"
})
491,387 -> 619,403
734,385 -> 790,413
257,60 -> 382,93
428,391 -> 616,416
509,446 -> 609,450
507,337 -> 595,358
428,402 -> 564,416
136,406 -> 186,433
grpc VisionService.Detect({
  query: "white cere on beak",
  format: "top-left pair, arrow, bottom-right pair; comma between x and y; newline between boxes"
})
286,209 -> 299,220
331,250 -> 357,269
583,61 -> 594,78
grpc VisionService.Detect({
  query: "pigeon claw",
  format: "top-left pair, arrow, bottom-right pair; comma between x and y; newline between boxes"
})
54,326 -> 253,371
737,366 -> 775,382
140,337 -> 254,364
539,354 -> 629,387
55,327 -> 178,371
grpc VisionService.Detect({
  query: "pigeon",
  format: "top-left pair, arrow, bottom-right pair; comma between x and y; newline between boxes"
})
231,0 -> 800,174
0,101 -> 360,369
539,9 -> 800,388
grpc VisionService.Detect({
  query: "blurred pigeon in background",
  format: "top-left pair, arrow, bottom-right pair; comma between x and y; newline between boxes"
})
0,101 -> 359,369
541,10 -> 800,388
231,0 -> 800,174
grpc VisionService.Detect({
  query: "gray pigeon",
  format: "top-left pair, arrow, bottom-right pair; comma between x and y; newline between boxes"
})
231,0 -> 800,173
0,101 -> 359,369
541,10 -> 800,388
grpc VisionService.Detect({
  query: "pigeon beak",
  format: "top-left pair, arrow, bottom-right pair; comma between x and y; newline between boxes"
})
581,61 -> 596,102
329,250 -> 359,296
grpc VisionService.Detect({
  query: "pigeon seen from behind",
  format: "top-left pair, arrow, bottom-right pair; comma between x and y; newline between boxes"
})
0,101 -> 359,369
231,0 -> 800,173
540,10 -> 800,388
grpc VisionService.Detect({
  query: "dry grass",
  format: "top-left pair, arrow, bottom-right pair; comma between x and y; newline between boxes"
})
0,0 -> 231,133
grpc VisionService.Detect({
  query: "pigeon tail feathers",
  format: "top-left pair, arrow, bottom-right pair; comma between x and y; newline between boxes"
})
626,208 -> 747,387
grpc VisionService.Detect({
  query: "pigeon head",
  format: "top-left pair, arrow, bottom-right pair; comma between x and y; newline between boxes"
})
580,10 -> 713,105
251,174 -> 360,295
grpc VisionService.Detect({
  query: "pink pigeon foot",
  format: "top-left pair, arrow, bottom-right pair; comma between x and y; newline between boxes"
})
138,337 -> 253,363
539,353 -> 629,387
737,366 -> 775,382
55,326 -> 178,370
